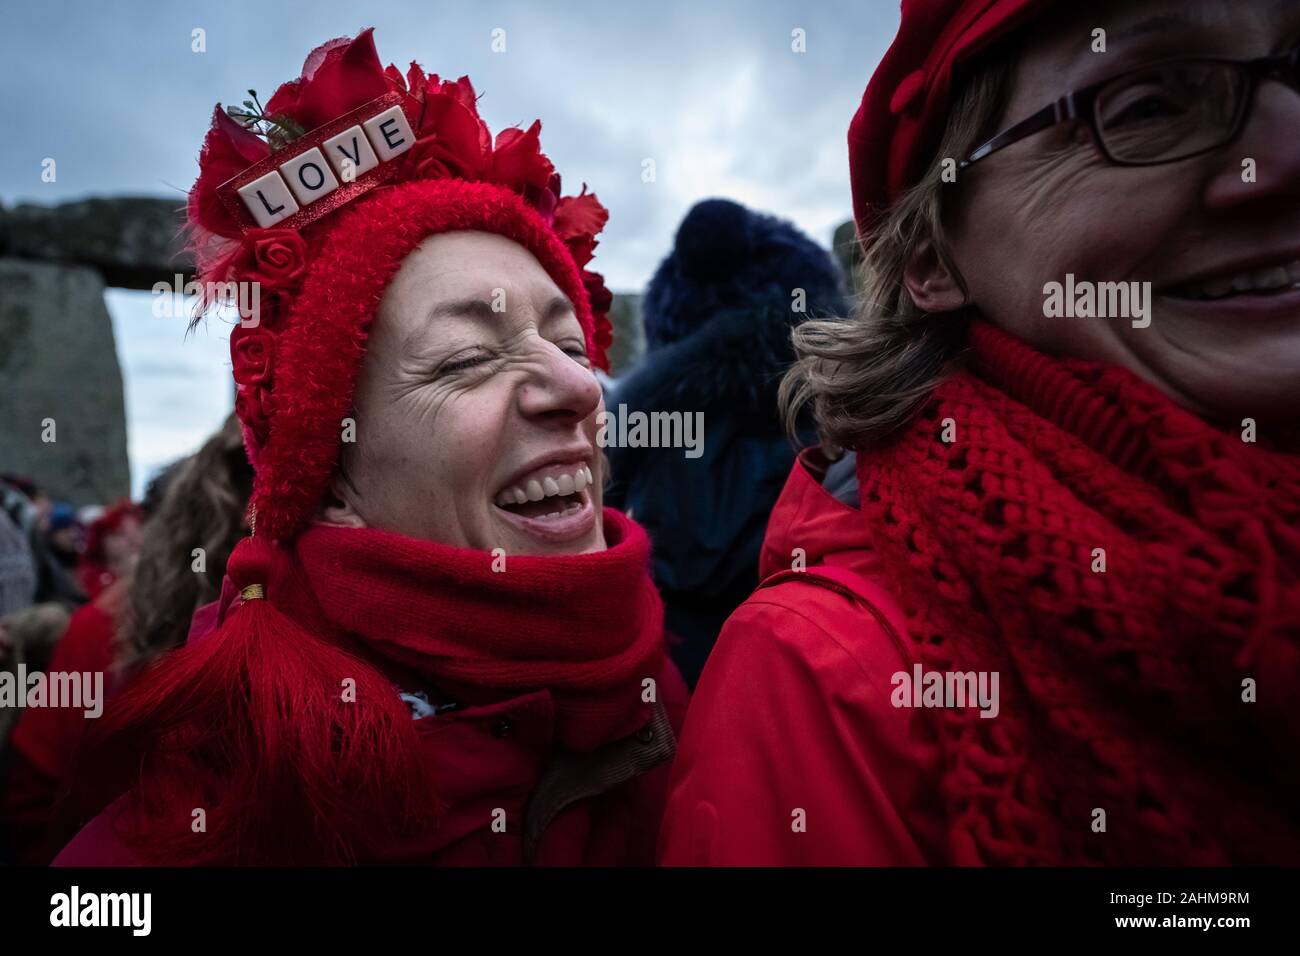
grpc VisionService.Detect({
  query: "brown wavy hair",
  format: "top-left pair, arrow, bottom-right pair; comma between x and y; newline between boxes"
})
781,56 -> 1015,452
117,414 -> 253,669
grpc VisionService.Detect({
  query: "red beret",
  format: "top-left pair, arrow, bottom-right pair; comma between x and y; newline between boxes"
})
848,0 -> 1051,238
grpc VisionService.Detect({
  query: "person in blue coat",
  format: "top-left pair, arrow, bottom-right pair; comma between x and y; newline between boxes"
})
605,198 -> 847,687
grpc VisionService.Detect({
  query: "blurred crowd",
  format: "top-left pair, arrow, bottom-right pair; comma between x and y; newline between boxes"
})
0,415 -> 255,862
0,483 -> 142,673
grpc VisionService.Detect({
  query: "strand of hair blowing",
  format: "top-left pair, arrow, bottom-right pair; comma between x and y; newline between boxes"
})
75,536 -> 440,865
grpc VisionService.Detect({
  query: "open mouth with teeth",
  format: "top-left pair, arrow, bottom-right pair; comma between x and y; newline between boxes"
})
1165,259 -> 1300,301
493,464 -> 595,523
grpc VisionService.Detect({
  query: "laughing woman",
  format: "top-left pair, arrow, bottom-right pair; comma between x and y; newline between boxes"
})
56,30 -> 686,866
660,0 -> 1300,865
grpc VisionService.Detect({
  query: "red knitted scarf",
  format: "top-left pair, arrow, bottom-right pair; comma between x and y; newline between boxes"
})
855,321 -> 1300,865
80,509 -> 665,863
289,508 -> 666,752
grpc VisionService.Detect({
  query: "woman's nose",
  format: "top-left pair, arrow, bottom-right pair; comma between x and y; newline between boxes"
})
1204,80 -> 1300,210
515,337 -> 603,425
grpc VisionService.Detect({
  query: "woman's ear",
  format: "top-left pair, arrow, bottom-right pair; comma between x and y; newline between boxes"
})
903,240 -> 967,313
318,473 -> 367,528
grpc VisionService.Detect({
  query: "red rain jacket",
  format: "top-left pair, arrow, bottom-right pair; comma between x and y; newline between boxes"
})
658,449 -> 947,865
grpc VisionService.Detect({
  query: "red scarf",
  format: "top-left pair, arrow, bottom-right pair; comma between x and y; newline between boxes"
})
289,508 -> 666,752
855,322 -> 1300,865
81,508 -> 665,864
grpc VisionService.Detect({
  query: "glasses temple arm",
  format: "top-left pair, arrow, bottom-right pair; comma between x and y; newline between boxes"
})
959,98 -> 1076,170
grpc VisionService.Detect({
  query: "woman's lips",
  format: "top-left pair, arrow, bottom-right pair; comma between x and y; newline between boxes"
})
492,487 -> 597,544
1159,282 -> 1300,323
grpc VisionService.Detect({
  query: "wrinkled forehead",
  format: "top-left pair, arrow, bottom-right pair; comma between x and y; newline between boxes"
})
1006,0 -> 1296,101
374,230 -> 576,349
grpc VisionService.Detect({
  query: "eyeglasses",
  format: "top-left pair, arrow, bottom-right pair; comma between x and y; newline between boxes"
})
960,44 -> 1300,170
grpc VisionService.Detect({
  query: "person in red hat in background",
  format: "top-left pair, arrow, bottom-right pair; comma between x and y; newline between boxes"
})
76,500 -> 144,602
661,0 -> 1300,866
54,29 -> 685,867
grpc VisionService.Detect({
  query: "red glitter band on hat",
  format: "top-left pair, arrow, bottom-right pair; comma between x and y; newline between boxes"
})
217,91 -> 414,235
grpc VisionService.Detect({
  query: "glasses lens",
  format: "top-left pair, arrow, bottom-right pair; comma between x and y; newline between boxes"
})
1095,61 -> 1246,163
1286,47 -> 1300,88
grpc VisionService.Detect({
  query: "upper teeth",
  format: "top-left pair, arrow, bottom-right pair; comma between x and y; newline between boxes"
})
495,465 -> 593,507
1177,259 -> 1300,299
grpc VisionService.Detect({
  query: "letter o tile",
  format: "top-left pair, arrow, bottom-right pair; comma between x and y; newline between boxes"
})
280,147 -> 340,205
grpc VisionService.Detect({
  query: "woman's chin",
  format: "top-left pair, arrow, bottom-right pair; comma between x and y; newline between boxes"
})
490,490 -> 605,555
1132,318 -> 1300,423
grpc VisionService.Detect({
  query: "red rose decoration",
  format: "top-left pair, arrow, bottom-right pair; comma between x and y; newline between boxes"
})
265,29 -> 388,132
235,384 -> 275,444
249,289 -> 293,332
524,172 -> 563,227
399,68 -> 490,151
581,269 -> 615,372
403,73 -> 492,183
231,328 -> 275,386
584,271 -> 614,317
242,230 -> 308,290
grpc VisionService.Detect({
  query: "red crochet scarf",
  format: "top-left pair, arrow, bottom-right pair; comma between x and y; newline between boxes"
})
855,321 -> 1300,865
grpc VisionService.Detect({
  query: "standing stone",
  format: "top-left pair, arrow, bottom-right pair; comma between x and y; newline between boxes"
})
1,197 -> 193,290
0,258 -> 130,505
607,293 -> 644,377
832,220 -> 863,297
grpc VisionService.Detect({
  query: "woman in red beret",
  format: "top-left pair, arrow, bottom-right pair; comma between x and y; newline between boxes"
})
76,500 -> 144,601
660,0 -> 1300,865
56,29 -> 686,866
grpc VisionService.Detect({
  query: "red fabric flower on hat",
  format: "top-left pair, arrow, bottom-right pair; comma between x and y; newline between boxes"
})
582,270 -> 615,371
188,108 -> 273,243
265,29 -> 389,132
392,68 -> 490,182
195,230 -> 309,318
394,67 -> 555,208
235,385 -> 273,444
554,187 -> 609,269
239,230 -> 309,290
488,122 -> 554,197
231,327 -> 276,386
552,186 -> 613,369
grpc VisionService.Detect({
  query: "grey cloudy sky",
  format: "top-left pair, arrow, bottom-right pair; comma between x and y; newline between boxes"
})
2,0 -> 899,495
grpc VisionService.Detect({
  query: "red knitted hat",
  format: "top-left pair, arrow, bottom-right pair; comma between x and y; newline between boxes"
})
847,0 -> 1050,238
186,29 -> 615,541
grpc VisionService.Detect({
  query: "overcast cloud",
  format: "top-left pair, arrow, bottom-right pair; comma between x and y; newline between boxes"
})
1,0 -> 899,495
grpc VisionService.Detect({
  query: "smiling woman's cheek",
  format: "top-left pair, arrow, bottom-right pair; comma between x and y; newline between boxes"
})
381,381 -> 514,549
952,150 -> 1185,365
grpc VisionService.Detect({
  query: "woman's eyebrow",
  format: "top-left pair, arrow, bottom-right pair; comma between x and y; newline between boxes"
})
426,297 -> 499,323
425,294 -> 573,324
1114,13 -> 1192,42
541,294 -> 576,321
1070,10 -> 1230,79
